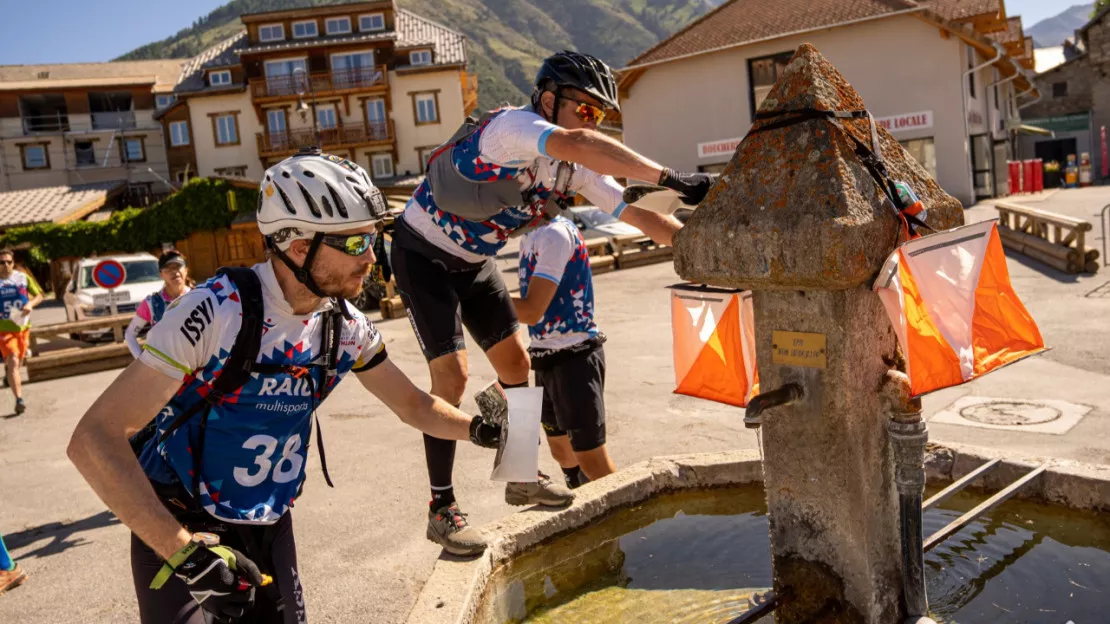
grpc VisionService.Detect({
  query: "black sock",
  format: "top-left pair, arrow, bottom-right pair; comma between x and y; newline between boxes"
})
498,378 -> 529,389
561,466 -> 583,489
425,432 -> 457,509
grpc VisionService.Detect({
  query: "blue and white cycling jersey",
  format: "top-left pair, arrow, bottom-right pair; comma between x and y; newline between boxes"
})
403,107 -> 628,263
518,216 -> 598,351
138,261 -> 385,524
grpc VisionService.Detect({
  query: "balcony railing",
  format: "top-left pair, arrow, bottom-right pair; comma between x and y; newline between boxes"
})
17,111 -> 141,135
257,120 -> 392,156
91,111 -> 136,130
21,114 -> 70,133
250,66 -> 387,99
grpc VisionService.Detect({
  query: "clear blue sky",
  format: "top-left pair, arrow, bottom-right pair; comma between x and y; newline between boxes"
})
0,0 -> 1091,65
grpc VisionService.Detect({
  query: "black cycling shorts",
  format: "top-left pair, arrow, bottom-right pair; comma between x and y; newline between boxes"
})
131,504 -> 305,623
390,217 -> 520,361
536,343 -> 607,452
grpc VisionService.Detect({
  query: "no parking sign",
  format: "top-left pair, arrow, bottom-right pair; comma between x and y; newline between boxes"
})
92,259 -> 126,290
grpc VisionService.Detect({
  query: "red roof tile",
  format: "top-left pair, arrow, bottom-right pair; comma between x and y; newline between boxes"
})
987,16 -> 1024,45
626,0 -> 921,68
919,0 -> 1001,21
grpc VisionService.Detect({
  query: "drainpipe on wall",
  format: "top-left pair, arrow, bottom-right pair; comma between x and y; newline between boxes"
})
1017,70 -> 1044,110
988,71 -> 1022,179
962,41 -> 1005,203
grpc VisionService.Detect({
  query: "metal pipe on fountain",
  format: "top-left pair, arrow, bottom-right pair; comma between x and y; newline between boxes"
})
743,383 -> 805,429
881,370 -> 936,624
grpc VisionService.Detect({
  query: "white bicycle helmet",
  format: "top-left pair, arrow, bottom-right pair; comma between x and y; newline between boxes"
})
258,148 -> 388,239
257,148 -> 389,300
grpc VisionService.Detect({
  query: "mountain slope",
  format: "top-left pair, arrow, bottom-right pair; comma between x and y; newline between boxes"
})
1026,3 -> 1093,48
115,0 -> 724,110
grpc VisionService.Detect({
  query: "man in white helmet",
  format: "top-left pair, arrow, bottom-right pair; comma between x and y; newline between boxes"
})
67,149 -> 504,624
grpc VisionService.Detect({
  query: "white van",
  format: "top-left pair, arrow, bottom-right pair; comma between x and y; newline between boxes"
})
63,253 -> 164,326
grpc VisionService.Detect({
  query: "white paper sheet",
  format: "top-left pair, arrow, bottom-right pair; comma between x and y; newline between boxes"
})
489,387 -> 543,483
8,308 -> 26,327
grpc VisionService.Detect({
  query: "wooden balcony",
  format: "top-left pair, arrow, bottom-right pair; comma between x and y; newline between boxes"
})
460,70 -> 479,114
257,120 -> 393,158
250,66 -> 388,101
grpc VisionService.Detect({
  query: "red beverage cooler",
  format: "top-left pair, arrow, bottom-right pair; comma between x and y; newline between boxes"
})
1008,161 -> 1022,195
1031,159 -> 1044,192
1023,160 -> 1036,193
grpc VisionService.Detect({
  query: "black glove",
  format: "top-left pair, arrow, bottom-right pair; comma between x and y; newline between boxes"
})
658,168 -> 715,205
150,542 -> 266,623
469,415 -> 502,449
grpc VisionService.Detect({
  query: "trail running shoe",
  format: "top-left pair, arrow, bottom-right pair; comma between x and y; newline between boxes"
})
426,503 -> 487,556
505,472 -> 574,508
0,564 -> 27,596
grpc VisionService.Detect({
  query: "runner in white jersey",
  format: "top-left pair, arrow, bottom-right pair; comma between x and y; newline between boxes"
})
391,50 -> 716,556
68,150 -> 503,624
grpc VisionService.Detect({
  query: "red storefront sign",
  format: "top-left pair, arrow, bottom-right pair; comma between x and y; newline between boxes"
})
875,111 -> 934,133
697,137 -> 744,159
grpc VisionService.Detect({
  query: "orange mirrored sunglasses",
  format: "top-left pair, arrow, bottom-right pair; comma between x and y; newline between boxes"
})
572,101 -> 606,125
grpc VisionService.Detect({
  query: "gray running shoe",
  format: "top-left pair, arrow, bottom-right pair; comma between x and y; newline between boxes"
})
426,503 -> 487,556
505,472 -> 575,508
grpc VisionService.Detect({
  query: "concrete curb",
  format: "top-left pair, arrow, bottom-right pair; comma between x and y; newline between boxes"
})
405,450 -> 764,624
924,441 -> 1110,512
409,444 -> 1110,624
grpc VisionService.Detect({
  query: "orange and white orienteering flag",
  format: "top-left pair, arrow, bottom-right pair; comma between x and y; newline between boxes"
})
670,285 -> 759,407
874,219 -> 1045,397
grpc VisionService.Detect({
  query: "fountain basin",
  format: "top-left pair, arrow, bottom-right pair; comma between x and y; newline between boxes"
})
407,446 -> 1110,624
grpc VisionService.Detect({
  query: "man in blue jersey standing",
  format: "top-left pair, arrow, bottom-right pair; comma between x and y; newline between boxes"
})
513,213 -> 613,489
68,150 -> 503,624
391,50 -> 712,556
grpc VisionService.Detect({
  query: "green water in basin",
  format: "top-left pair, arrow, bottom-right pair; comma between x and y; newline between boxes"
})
475,485 -> 1110,623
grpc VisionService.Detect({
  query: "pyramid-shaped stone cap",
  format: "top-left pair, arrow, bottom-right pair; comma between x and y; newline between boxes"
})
674,44 -> 963,291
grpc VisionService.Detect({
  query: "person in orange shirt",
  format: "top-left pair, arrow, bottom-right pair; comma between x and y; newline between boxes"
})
0,248 -> 43,415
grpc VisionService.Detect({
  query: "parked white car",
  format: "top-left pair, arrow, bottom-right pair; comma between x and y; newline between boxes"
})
63,253 -> 164,325
564,205 -> 644,240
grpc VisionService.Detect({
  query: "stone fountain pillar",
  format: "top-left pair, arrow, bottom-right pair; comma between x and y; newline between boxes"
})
673,44 -> 963,623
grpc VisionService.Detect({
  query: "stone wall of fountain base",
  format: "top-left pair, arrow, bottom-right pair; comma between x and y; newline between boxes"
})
407,445 -> 1110,623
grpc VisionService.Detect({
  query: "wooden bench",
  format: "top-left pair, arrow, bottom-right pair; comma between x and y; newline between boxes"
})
582,237 -> 617,275
994,200 -> 1099,274
29,314 -> 133,356
25,314 -> 136,382
611,234 -> 674,270
26,342 -> 134,383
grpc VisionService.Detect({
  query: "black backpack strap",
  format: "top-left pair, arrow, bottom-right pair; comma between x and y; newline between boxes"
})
211,267 -> 265,398
158,267 -> 266,445
750,107 -> 935,237
304,301 -> 345,488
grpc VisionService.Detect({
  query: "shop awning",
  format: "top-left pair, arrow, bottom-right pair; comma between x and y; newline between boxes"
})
1006,118 -> 1057,137
1016,124 -> 1055,137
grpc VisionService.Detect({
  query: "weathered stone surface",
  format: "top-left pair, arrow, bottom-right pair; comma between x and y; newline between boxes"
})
754,288 -> 902,624
413,445 -> 1110,624
674,43 -> 963,291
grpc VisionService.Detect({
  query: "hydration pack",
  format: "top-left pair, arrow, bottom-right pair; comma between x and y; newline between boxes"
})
425,108 -> 574,222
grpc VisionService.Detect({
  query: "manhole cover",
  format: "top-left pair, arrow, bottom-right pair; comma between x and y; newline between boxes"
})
959,400 -> 1062,426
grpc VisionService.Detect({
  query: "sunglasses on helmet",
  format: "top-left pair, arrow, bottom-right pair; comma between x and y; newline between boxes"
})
319,232 -> 376,257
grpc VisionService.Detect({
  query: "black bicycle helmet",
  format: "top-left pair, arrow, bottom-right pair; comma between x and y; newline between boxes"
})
533,50 -> 620,112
